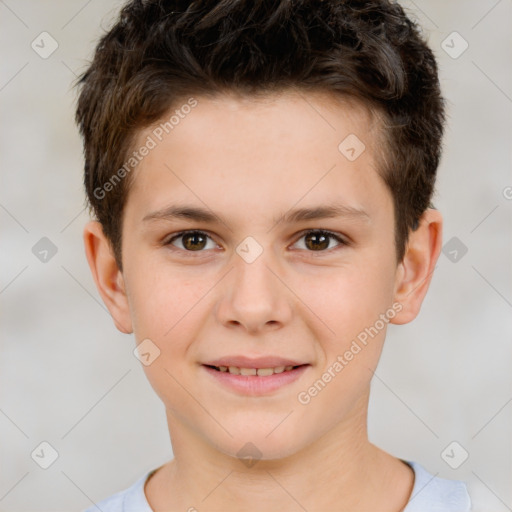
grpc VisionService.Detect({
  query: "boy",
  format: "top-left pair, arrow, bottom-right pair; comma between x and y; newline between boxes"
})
76,0 -> 471,510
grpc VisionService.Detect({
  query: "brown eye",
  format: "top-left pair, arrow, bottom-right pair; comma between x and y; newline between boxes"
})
294,230 -> 346,252
168,231 -> 216,251
182,232 -> 206,250
304,232 -> 329,250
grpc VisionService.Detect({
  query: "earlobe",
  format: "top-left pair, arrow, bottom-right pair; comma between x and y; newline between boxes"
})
83,220 -> 133,334
390,209 -> 443,325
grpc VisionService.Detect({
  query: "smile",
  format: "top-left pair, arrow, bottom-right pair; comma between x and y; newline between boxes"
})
202,364 -> 310,395
206,364 -> 302,376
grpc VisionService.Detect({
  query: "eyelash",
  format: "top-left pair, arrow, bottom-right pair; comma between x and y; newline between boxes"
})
164,229 -> 348,255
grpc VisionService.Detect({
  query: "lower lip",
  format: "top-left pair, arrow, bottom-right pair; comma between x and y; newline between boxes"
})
202,365 -> 309,395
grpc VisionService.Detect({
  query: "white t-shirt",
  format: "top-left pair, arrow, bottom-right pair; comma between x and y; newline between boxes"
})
84,460 -> 471,511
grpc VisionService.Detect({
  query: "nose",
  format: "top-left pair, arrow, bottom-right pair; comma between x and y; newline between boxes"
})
215,248 -> 293,335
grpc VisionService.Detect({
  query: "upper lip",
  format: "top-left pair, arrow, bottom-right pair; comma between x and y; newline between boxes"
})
203,356 -> 308,369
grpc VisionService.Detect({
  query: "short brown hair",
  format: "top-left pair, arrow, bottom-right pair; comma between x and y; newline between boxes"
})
75,0 -> 445,270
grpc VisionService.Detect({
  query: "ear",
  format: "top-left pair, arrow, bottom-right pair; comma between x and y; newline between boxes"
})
390,208 -> 443,325
83,220 -> 133,334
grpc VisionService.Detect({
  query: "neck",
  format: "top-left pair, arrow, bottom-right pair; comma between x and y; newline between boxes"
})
145,393 -> 414,511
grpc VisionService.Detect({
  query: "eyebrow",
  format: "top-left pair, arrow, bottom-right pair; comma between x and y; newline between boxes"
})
142,203 -> 370,225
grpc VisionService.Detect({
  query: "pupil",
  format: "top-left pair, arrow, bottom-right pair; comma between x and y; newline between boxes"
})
306,232 -> 328,251
183,232 -> 206,250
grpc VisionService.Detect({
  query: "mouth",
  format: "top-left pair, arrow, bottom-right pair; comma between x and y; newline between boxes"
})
201,361 -> 310,395
204,364 -> 305,376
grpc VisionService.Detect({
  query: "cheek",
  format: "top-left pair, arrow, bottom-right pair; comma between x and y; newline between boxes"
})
127,256 -> 211,339
129,270 -> 204,412
303,259 -> 396,337
298,257 -> 397,401
126,261 -> 215,388
294,266 -> 395,424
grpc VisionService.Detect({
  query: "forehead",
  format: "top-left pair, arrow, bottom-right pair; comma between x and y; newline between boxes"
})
162,88 -> 380,148
123,89 -> 389,225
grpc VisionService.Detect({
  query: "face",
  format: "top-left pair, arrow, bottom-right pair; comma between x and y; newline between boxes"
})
99,91 -> 411,460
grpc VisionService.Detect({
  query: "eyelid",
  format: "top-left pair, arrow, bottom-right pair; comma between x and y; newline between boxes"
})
290,229 -> 348,251
165,229 -> 221,252
164,228 -> 349,254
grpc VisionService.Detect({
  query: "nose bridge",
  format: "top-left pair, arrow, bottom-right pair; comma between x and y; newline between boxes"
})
216,238 -> 292,332
234,249 -> 275,297
233,241 -> 281,304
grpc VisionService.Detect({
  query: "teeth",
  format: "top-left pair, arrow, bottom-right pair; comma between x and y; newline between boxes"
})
256,368 -> 274,377
217,365 -> 299,376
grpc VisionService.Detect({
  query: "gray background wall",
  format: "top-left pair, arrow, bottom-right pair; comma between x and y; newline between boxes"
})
1,1 -> 511,510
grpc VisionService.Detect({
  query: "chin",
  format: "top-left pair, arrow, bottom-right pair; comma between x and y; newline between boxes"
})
211,426 -> 311,464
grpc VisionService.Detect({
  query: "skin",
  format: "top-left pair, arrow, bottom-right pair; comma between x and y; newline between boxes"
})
84,89 -> 443,511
